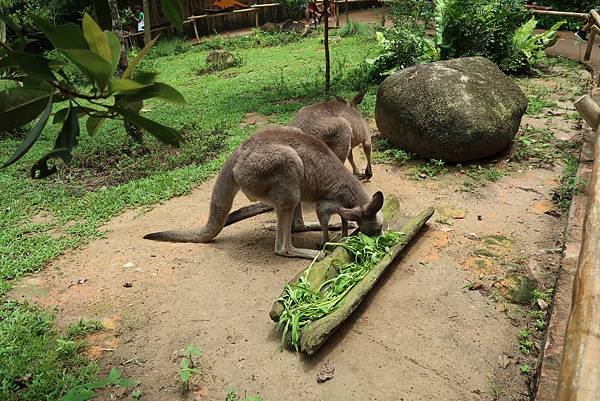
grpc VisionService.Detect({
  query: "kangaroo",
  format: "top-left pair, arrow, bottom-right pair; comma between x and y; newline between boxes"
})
290,89 -> 373,180
144,126 -> 384,260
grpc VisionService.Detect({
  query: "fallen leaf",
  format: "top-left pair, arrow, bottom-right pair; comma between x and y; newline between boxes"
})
468,282 -> 484,290
537,299 -> 549,311
498,354 -> 510,369
316,360 -> 335,383
465,232 -> 480,241
123,261 -> 135,268
544,210 -> 561,218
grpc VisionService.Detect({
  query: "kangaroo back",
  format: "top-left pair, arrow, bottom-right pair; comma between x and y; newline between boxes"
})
143,152 -> 240,243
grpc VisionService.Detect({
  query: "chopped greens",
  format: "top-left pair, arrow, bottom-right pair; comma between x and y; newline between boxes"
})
277,231 -> 403,350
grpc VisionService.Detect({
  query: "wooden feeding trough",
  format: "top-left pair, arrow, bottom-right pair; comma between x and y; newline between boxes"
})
269,196 -> 434,355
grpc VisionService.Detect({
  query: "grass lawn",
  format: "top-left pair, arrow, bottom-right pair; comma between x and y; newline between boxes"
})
0,30 -> 377,399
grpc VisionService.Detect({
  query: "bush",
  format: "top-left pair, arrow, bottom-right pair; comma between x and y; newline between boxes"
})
338,20 -> 372,37
147,37 -> 193,59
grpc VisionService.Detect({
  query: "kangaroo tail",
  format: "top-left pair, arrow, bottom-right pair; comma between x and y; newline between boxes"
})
224,203 -> 274,227
144,153 -> 240,243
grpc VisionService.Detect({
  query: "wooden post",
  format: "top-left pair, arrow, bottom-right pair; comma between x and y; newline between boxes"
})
556,99 -> 600,401
254,8 -> 259,28
192,18 -> 200,42
143,0 -> 151,45
584,29 -> 596,62
335,2 -> 340,27
575,95 -> 600,131
380,3 -> 386,27
345,0 -> 349,24
323,0 -> 331,94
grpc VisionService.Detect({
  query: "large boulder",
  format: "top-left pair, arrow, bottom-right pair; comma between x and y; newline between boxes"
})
206,50 -> 236,68
375,57 -> 527,162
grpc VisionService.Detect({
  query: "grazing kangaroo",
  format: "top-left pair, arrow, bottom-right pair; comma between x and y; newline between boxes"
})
290,89 -> 373,180
144,126 -> 384,260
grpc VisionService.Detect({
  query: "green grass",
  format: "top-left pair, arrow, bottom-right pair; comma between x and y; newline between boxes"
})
0,31 -> 378,400
0,300 -> 99,400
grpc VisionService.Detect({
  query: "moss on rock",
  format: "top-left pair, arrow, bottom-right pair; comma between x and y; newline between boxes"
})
375,57 -> 527,162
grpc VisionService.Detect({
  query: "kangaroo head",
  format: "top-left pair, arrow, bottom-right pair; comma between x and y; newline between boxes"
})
338,191 -> 384,236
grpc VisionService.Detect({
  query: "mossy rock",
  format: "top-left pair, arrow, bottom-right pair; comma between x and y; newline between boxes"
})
375,57 -> 527,162
504,273 -> 537,305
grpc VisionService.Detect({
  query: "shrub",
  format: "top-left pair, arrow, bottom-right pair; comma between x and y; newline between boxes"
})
147,37 -> 193,59
338,20 -> 372,37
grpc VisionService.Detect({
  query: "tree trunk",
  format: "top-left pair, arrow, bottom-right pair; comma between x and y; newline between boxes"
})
108,0 -> 144,145
0,16 -> 6,44
143,0 -> 152,46
323,0 -> 331,94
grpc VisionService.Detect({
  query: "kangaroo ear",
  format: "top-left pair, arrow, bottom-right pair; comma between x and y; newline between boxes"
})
338,206 -> 363,222
351,88 -> 367,106
365,191 -> 384,216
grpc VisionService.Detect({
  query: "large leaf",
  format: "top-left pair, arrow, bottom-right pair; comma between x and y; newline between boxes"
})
33,16 -> 88,50
161,0 -> 184,31
117,107 -> 183,146
122,35 -> 159,79
148,83 -> 186,105
105,31 -> 122,74
108,78 -> 151,94
61,49 -> 113,90
116,82 -> 185,105
83,13 -> 113,65
2,95 -> 53,168
86,115 -> 105,135
0,87 -> 52,130
0,51 -> 55,81
54,106 -> 81,150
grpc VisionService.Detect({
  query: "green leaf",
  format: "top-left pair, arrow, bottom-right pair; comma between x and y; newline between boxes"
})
86,115 -> 105,135
132,71 -> 159,84
117,107 -> 183,146
243,396 -> 263,401
116,82 -> 186,105
108,78 -> 151,94
54,106 -> 81,150
161,0 -> 184,31
53,107 -> 70,124
61,49 -> 113,90
2,95 -> 53,168
83,13 -> 113,65
0,87 -> 52,130
106,31 -> 122,74
33,16 -> 88,50
180,369 -> 191,383
122,35 -> 159,79
0,51 -> 55,81
148,83 -> 186,105
185,345 -> 201,356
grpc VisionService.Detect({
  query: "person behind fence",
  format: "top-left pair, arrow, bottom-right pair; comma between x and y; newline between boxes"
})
303,1 -> 321,25
131,5 -> 145,32
575,8 -> 599,41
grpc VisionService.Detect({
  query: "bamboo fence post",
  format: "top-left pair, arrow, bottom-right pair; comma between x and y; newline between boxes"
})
575,95 -> 600,131
555,98 -> 600,401
585,29 -> 596,61
192,18 -> 201,42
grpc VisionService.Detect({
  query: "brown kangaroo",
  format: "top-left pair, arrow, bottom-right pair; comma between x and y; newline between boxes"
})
290,89 -> 373,180
144,126 -> 384,260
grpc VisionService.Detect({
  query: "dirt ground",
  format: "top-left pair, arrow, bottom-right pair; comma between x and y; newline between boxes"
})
8,42 -> 591,401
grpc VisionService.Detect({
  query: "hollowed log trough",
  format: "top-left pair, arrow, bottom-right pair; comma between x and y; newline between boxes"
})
269,196 -> 434,355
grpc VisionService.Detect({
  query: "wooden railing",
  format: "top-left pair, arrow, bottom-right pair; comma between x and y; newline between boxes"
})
555,95 -> 600,401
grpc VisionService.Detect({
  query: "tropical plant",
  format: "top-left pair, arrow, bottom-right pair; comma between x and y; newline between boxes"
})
0,4 -> 185,178
503,17 -> 565,72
